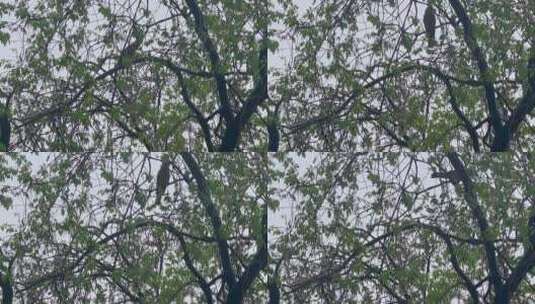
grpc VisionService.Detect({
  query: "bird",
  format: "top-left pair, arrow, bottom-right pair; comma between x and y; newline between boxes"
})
154,154 -> 171,208
0,105 -> 10,152
401,189 -> 413,210
117,22 -> 144,67
423,4 -> 436,48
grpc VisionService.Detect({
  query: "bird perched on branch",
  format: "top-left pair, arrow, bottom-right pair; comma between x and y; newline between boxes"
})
117,22 -> 145,67
0,104 -> 10,152
423,4 -> 436,48
154,154 -> 171,208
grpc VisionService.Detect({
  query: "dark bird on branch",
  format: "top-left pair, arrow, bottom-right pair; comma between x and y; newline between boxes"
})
118,22 -> 145,67
423,4 -> 437,48
154,154 -> 171,208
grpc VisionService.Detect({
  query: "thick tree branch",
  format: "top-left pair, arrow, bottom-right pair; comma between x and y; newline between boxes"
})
176,234 -> 214,304
446,153 -> 506,301
179,153 -> 237,290
504,209 -> 535,299
267,117 -> 280,152
0,272 -> 13,304
447,0 -> 508,151
268,277 -> 280,304
227,205 -> 267,303
507,48 -> 535,137
183,0 -> 234,130
221,28 -> 269,151
504,247 -> 535,300
417,223 -> 480,303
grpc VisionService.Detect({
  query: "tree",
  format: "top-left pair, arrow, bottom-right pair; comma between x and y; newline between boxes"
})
1,0 -> 534,151
270,152 -> 535,303
0,153 -> 270,303
274,0 -> 535,151
1,0 -> 273,151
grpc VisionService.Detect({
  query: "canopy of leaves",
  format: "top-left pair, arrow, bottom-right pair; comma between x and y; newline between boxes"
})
0,153 -> 271,303
273,0 -> 535,152
0,0 -> 533,151
270,152 -> 535,303
0,0 -> 273,151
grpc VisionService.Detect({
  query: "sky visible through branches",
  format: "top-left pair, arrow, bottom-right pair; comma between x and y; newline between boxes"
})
1,0 -> 535,303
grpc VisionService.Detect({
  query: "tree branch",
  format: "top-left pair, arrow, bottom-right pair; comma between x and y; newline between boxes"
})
176,234 -> 214,304
506,47 -> 535,137
227,204 -> 268,303
179,153 -> 237,290
221,28 -> 269,151
0,271 -> 13,304
147,56 -> 216,151
447,0 -> 508,151
182,0 -> 234,130
446,153 -> 506,300
417,223 -> 480,302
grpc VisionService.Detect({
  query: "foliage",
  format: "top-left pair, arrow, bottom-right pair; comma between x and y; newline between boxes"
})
273,0 -> 535,151
0,153 -> 269,303
0,0 -> 273,151
270,152 -> 535,303
0,0 -> 533,151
